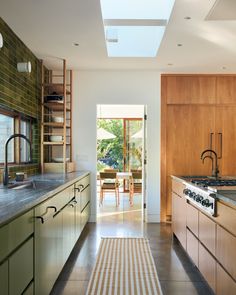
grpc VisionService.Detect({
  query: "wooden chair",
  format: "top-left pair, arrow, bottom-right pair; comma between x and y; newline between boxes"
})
129,171 -> 142,206
104,169 -> 119,172
99,172 -> 120,206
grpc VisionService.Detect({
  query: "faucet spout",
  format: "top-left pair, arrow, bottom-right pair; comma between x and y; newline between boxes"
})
3,134 -> 32,186
200,149 -> 219,178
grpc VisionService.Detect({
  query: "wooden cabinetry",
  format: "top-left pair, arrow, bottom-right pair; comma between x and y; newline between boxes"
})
199,243 -> 216,293
199,212 -> 216,255
41,59 -> 74,173
0,261 -> 8,294
186,203 -> 199,238
216,263 -> 236,295
172,180 -> 187,249
161,74 -> 236,221
186,229 -> 198,267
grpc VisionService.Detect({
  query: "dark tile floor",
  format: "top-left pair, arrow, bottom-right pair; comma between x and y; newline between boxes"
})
51,212 -> 214,295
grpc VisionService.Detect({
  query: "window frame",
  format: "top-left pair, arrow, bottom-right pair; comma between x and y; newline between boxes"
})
0,109 -> 33,166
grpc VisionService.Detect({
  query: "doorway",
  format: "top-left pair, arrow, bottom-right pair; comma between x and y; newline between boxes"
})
96,105 -> 147,223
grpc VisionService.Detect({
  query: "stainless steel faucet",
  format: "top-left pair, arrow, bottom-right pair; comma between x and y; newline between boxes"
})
3,134 -> 32,186
200,149 -> 219,179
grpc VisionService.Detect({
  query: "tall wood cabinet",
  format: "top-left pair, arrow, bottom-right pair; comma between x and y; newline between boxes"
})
162,74 -> 236,221
41,59 -> 74,173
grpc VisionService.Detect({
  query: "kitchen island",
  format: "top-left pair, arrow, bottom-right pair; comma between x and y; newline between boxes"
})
172,175 -> 236,295
0,171 -> 90,295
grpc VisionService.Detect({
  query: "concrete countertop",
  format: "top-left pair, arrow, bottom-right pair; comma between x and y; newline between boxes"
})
0,171 -> 89,227
172,175 -> 236,207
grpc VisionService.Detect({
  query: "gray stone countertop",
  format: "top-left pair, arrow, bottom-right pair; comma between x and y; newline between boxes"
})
171,175 -> 236,207
0,171 -> 89,227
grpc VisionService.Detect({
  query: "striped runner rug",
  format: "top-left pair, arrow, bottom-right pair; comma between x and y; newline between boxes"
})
86,238 -> 163,295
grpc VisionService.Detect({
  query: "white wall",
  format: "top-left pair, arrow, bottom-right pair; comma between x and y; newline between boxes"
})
72,71 -> 161,222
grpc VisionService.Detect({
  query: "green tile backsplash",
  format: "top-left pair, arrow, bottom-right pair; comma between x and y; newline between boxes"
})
0,17 -> 41,179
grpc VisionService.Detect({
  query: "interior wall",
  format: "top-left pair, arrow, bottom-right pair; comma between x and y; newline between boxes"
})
72,71 -> 161,222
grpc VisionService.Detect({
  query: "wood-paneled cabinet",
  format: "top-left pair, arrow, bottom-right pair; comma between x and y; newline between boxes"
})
216,263 -> 236,295
186,229 -> 198,267
0,260 -> 8,295
186,203 -> 199,238
172,181 -> 187,250
162,74 -> 236,221
199,212 -> 216,255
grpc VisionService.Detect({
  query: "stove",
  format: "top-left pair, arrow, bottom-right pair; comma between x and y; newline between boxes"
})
183,184 -> 217,216
190,178 -> 236,187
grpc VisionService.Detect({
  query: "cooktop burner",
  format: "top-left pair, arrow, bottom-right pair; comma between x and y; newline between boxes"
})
190,179 -> 236,187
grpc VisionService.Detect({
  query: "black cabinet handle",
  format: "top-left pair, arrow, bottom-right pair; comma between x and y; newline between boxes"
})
218,132 -> 222,159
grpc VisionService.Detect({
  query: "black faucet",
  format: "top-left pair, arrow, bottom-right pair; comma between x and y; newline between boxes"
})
200,149 -> 219,179
3,134 -> 33,186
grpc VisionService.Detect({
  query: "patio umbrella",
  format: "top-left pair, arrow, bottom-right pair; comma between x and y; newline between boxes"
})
97,128 -> 116,140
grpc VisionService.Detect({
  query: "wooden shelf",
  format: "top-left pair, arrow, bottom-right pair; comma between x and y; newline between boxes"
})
41,59 -> 73,173
43,102 -> 70,111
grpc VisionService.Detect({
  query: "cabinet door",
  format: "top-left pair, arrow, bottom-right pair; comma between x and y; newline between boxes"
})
172,192 -> 186,249
166,105 -> 215,216
216,225 -> 236,280
35,207 -> 63,295
216,263 -> 236,295
199,212 -> 216,255
199,243 -> 216,293
0,260 -> 8,295
9,237 -> 33,295
215,106 -> 236,175
216,76 -> 236,104
187,229 -> 198,267
166,76 -> 216,104
186,203 -> 199,238
81,185 -> 90,211
62,200 -> 76,262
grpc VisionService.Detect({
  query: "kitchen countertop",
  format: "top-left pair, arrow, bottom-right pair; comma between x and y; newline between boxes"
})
172,175 -> 236,207
0,171 -> 89,227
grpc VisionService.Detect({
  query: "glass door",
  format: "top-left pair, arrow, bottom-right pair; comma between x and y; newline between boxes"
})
123,118 -> 143,191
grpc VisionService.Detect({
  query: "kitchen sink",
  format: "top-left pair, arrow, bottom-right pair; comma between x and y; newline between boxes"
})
1,180 -> 59,190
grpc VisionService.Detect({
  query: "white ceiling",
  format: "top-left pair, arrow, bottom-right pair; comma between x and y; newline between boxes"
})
1,0 -> 236,72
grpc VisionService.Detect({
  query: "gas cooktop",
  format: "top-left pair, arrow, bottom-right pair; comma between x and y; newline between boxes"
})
190,179 -> 236,187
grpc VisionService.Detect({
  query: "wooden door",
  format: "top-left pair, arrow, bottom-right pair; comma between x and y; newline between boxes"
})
166,105 -> 215,217
215,106 -> 236,175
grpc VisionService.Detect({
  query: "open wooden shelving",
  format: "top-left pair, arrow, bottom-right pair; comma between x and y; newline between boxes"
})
40,59 -> 74,173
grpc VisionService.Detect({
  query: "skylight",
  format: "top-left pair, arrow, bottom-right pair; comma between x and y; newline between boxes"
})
100,0 -> 175,57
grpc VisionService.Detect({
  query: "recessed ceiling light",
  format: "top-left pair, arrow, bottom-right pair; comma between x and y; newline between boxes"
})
184,16 -> 191,20
167,63 -> 173,66
73,43 -> 79,46
222,66 -> 226,70
177,43 -> 183,47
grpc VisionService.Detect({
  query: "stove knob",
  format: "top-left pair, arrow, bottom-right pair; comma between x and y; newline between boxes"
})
183,189 -> 190,196
189,192 -> 196,199
202,199 -> 209,207
196,195 -> 203,202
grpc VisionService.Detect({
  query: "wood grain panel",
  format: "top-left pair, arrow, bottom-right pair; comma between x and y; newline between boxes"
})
166,76 -> 216,104
216,263 -> 236,295
199,243 -> 216,293
216,76 -> 236,104
187,229 -> 198,267
187,203 -> 199,238
216,225 -> 236,280
215,201 -> 236,236
172,179 -> 185,197
165,105 -> 215,216
215,106 -> 236,176
199,212 -> 216,255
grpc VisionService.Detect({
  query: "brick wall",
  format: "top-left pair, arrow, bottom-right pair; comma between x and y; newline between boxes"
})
0,17 -> 41,180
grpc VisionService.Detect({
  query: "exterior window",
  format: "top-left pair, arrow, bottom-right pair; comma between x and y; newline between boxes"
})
0,114 -> 14,163
20,119 -> 31,163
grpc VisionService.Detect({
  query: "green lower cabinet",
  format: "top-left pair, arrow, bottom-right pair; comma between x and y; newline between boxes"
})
22,282 -> 34,295
9,237 -> 33,295
0,260 -> 8,295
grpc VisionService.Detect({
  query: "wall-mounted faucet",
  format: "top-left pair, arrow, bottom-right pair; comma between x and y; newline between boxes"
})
3,134 -> 32,186
200,149 -> 219,179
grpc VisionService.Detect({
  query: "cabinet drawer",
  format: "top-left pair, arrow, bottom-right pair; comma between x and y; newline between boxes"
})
187,203 -> 199,238
0,260 -> 8,294
216,263 -> 236,295
216,225 -> 236,280
0,210 -> 34,262
199,212 -> 216,255
75,174 -> 90,190
215,202 -> 236,236
172,179 -> 185,197
187,229 -> 198,267
9,237 -> 33,295
81,185 -> 90,211
199,243 -> 216,293
23,282 -> 34,295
